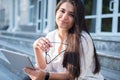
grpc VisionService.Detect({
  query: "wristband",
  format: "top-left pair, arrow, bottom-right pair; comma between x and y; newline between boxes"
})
45,72 -> 50,80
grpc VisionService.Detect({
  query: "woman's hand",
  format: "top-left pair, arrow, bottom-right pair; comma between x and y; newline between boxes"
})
24,67 -> 46,80
33,37 -> 52,52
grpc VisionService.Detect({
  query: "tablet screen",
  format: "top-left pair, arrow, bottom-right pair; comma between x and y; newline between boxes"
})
0,49 -> 34,71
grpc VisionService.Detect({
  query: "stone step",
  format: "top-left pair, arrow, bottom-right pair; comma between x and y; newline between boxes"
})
0,33 -> 120,80
0,49 -> 120,80
93,36 -> 120,53
0,63 -> 22,80
0,35 -> 35,64
0,35 -> 34,54
0,51 -> 120,80
98,51 -> 120,71
0,31 -> 45,40
0,57 -> 25,80
101,67 -> 120,80
0,33 -> 120,71
0,35 -> 36,79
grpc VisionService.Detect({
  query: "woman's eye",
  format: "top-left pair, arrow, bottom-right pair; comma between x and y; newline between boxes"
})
60,9 -> 65,13
69,14 -> 74,17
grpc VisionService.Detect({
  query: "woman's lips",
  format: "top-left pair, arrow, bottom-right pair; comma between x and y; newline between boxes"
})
60,20 -> 67,24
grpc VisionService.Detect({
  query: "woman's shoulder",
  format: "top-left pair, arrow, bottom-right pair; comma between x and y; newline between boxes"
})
80,30 -> 93,50
46,29 -> 57,36
81,31 -> 91,41
45,29 -> 57,40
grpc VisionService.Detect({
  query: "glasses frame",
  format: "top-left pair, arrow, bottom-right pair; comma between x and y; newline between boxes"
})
45,42 -> 67,64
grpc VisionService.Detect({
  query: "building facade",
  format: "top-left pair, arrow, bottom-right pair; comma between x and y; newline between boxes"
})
0,0 -> 120,35
0,1 -> 120,79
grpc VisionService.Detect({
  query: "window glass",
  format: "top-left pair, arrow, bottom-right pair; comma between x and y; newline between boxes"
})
84,0 -> 97,15
118,17 -> 120,32
45,0 -> 48,18
102,0 -> 113,14
38,22 -> 41,30
44,21 -> 48,29
86,19 -> 96,33
101,18 -> 112,32
29,0 -> 36,23
39,1 -> 41,19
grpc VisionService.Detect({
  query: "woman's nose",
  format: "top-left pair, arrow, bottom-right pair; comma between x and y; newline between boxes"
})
62,13 -> 68,20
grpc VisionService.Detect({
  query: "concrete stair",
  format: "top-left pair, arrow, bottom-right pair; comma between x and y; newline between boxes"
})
101,67 -> 120,80
98,51 -> 120,71
0,31 -> 45,40
0,58 -> 22,80
93,36 -> 120,70
0,31 -> 45,79
92,35 -> 120,80
0,31 -> 120,80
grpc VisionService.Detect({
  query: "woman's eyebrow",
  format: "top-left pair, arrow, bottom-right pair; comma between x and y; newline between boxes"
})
68,11 -> 74,14
60,8 -> 74,13
59,8 -> 65,11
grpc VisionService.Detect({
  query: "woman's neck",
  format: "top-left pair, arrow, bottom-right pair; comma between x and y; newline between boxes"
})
58,29 -> 68,42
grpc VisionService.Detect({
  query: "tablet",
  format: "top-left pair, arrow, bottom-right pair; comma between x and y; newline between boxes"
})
0,49 -> 34,71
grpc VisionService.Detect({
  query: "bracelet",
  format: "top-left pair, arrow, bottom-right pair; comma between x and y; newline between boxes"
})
45,72 -> 50,80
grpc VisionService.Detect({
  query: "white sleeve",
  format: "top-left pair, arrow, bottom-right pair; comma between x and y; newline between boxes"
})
80,32 -> 95,78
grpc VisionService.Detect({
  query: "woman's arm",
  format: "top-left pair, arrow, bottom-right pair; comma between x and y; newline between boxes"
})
33,37 -> 52,69
49,72 -> 70,80
34,46 -> 46,69
24,67 -> 70,80
33,38 -> 46,69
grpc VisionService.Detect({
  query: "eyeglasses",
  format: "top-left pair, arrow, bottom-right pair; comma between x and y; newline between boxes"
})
45,42 -> 67,64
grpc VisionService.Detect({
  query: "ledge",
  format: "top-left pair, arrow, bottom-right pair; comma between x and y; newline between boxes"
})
97,51 -> 120,59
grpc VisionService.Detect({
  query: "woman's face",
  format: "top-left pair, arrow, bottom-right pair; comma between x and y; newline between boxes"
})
56,2 -> 75,31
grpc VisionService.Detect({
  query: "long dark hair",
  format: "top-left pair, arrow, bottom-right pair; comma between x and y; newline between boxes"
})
55,0 -> 100,79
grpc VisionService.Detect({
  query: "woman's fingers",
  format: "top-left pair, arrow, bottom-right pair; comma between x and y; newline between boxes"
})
24,67 -> 36,76
23,67 -> 46,80
33,37 -> 52,52
39,37 -> 52,51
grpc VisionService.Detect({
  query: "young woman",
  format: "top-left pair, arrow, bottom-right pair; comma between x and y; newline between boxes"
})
24,0 -> 104,80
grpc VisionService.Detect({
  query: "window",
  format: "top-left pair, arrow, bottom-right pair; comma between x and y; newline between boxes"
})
38,1 -> 41,19
86,19 -> 96,33
37,0 -> 48,32
84,0 -> 97,33
101,18 -> 112,32
102,0 -> 113,14
29,0 -> 37,24
84,0 -> 119,35
84,0 -> 97,15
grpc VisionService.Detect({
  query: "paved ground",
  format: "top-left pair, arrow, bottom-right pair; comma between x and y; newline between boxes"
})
0,64 -> 21,80
0,51 -> 22,80
101,67 -> 120,80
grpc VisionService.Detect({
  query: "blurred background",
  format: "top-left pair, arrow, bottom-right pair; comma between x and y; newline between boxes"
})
0,0 -> 120,80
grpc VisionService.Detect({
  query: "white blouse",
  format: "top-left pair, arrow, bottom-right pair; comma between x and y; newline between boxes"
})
43,29 -> 104,80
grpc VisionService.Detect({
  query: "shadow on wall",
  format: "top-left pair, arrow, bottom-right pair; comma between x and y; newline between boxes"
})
0,25 -> 9,30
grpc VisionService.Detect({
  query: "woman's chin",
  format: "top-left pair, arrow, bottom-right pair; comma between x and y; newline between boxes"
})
59,27 -> 68,31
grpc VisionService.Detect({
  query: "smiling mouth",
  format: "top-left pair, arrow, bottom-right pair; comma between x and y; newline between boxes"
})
60,20 -> 67,24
